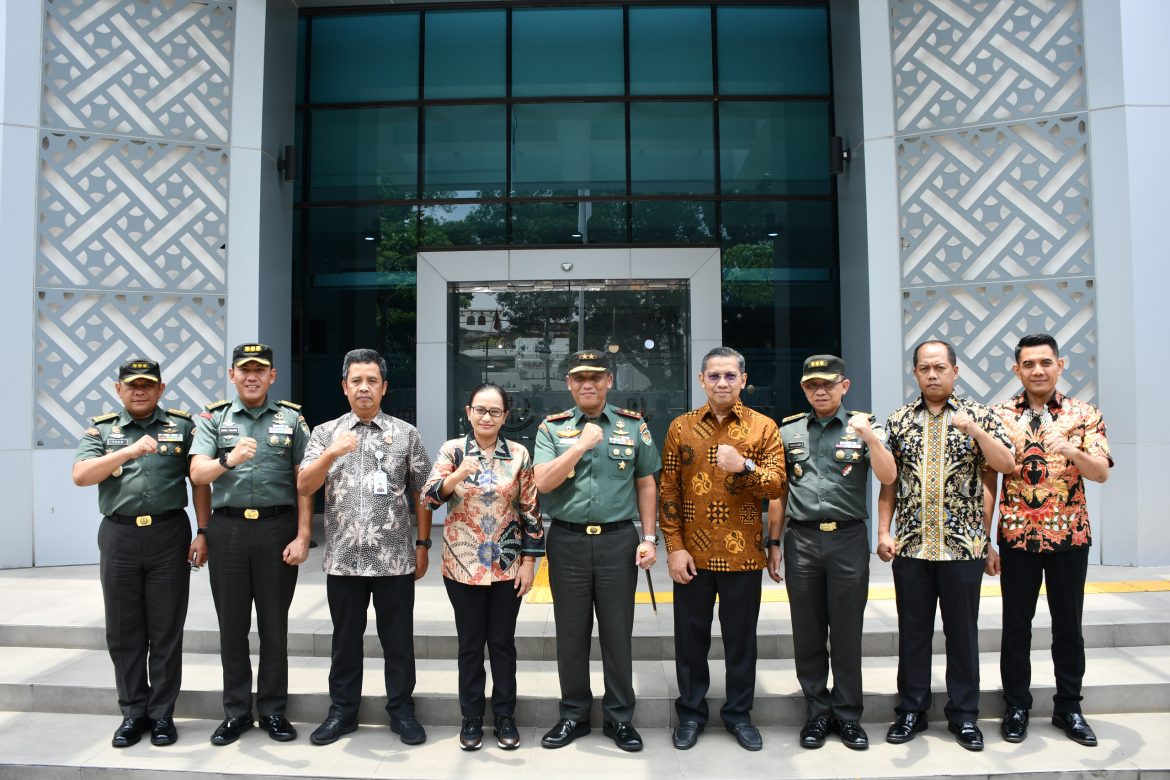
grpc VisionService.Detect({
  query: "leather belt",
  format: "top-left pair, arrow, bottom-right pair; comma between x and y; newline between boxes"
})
552,518 -> 633,535
104,508 -> 186,527
789,519 -> 864,533
219,506 -> 294,520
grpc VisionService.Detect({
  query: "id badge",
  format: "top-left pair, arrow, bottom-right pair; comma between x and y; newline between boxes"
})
372,471 -> 389,495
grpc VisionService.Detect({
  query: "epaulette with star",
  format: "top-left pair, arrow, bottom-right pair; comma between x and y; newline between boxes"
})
615,407 -> 642,419
166,408 -> 192,419
277,399 -> 302,411
90,411 -> 119,424
780,412 -> 808,426
545,410 -> 573,422
204,400 -> 230,411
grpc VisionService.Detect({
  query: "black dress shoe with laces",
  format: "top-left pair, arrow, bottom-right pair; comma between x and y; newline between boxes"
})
391,716 -> 427,745
672,720 -> 703,750
260,714 -> 297,742
1001,707 -> 1029,743
494,714 -> 520,750
1052,712 -> 1097,746
799,717 -> 830,749
150,717 -> 178,746
886,712 -> 928,744
726,721 -> 763,751
541,718 -> 590,748
210,716 -> 254,746
459,717 -> 484,751
834,719 -> 869,750
604,720 -> 643,752
948,721 -> 984,751
310,716 -> 357,745
112,716 -> 150,748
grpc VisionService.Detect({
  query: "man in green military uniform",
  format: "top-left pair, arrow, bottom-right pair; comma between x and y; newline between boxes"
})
73,358 -> 211,748
190,343 -> 313,746
533,349 -> 661,752
766,354 -> 896,751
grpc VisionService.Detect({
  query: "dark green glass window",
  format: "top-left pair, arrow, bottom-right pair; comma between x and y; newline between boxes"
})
309,108 -> 418,202
423,105 -> 506,199
630,102 -> 715,195
629,7 -> 712,95
511,103 -> 626,197
512,8 -> 624,97
719,101 -> 831,196
631,201 -> 715,244
296,17 -> 306,104
424,10 -> 505,99
511,201 -> 627,245
422,203 -> 507,247
717,7 -> 829,95
309,13 -> 419,103
304,206 -> 416,275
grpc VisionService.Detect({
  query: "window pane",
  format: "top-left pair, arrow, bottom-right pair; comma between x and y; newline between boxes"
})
511,103 -> 626,197
631,201 -> 715,245
630,102 -> 714,195
717,7 -> 829,95
296,17 -> 307,104
719,101 -> 831,196
422,203 -> 507,247
512,8 -> 623,97
309,108 -> 417,201
629,7 -> 712,95
511,201 -> 627,245
304,205 -> 417,275
423,105 -> 505,198
310,13 -> 419,103
424,10 -> 505,99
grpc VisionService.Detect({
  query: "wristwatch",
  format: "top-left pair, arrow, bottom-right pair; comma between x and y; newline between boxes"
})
742,458 -> 756,474
764,537 -> 782,548
218,452 -> 234,470
415,538 -> 432,549
642,534 -> 660,546
196,527 -> 207,536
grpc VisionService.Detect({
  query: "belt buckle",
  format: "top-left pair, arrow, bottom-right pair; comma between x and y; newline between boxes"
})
135,515 -> 152,527
586,524 -> 602,535
819,521 -> 837,532
244,508 -> 260,520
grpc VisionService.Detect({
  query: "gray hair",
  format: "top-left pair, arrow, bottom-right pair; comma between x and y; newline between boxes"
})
700,347 -> 746,374
341,348 -> 388,381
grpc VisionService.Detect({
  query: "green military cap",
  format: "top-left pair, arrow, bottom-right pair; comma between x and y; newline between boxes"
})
566,348 -> 610,375
118,358 -> 161,383
800,354 -> 846,383
232,342 -> 273,367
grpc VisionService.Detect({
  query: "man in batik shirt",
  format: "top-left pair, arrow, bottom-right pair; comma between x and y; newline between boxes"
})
877,340 -> 1015,752
995,334 -> 1112,748
297,349 -> 433,747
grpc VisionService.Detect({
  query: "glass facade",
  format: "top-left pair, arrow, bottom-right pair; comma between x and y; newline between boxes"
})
294,3 -> 836,428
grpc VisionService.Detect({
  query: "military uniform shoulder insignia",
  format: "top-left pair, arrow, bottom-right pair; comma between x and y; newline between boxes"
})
205,400 -> 230,411
615,407 -> 642,419
166,408 -> 192,420
90,412 -> 119,424
545,410 -> 573,422
848,410 -> 876,420
277,399 -> 302,411
780,412 -> 808,426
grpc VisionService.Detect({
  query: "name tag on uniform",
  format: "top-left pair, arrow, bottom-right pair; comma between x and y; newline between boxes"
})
218,425 -> 239,439
269,425 -> 294,436
372,471 -> 389,495
836,441 -> 863,449
158,432 -> 184,443
106,436 -> 128,447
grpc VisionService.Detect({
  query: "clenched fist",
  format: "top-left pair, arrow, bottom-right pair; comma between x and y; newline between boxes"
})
715,444 -> 747,473
228,436 -> 258,467
328,430 -> 359,459
847,413 -> 873,439
127,435 -> 158,459
576,422 -> 604,451
951,410 -> 977,436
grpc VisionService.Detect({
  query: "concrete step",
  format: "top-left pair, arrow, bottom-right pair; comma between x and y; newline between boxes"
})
0,710 -> 1167,780
1,644 -> 1167,728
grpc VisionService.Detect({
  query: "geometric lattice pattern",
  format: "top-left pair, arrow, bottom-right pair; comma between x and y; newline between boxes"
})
891,0 -> 1085,134
899,115 -> 1091,286
43,0 -> 234,143
901,278 -> 1097,405
37,133 -> 228,292
34,290 -> 226,448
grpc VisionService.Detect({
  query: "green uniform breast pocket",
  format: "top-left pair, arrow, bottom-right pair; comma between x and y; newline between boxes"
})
608,446 -> 634,478
785,445 -> 809,480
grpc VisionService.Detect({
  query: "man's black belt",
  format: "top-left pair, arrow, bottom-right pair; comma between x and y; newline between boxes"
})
104,508 -> 186,527
551,518 -> 633,535
789,519 -> 865,532
219,506 -> 294,520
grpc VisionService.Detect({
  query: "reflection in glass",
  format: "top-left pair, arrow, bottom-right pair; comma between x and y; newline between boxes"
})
309,13 -> 419,103
421,203 -> 507,247
511,103 -> 626,196
629,7 -> 712,95
511,201 -> 627,245
304,206 -> 416,277
424,10 -> 505,99
310,108 -> 417,201
630,102 -> 715,195
512,7 -> 624,97
717,6 -> 829,95
424,105 -> 506,198
631,201 -> 715,245
719,102 -> 831,196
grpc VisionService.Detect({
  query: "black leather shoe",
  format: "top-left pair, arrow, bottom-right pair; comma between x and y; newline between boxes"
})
948,721 -> 984,751
310,716 -> 357,746
672,720 -> 703,750
112,716 -> 149,748
799,717 -> 830,749
1001,707 -> 1029,743
886,712 -> 927,744
391,716 -> 427,745
494,715 -> 520,750
150,717 -> 178,746
210,716 -> 254,746
1052,712 -> 1098,747
459,717 -> 484,751
604,720 -> 643,752
260,714 -> 297,742
834,719 -> 869,750
726,721 -> 763,751
541,718 -> 590,748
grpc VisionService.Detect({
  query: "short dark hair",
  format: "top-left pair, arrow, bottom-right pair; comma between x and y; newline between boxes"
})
700,346 -> 745,374
467,382 -> 510,412
341,348 -> 388,382
1014,333 -> 1060,363
911,339 -> 957,368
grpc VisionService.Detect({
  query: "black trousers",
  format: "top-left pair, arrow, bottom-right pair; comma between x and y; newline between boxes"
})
206,510 -> 298,718
1000,544 -> 1089,715
673,569 -> 762,726
784,521 -> 869,721
98,515 -> 191,719
326,573 -> 416,721
892,555 -> 985,723
546,522 -> 639,723
444,577 -> 523,718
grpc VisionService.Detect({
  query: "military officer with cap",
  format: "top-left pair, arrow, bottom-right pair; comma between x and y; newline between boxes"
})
534,348 -> 661,752
766,354 -> 896,751
73,358 -> 211,748
190,343 -> 313,746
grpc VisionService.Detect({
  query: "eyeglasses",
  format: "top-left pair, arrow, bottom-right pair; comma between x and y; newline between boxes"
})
801,379 -> 842,392
705,372 -> 741,384
469,406 -> 505,419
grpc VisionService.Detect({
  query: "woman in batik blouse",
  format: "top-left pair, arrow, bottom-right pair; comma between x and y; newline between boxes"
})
422,382 -> 543,752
